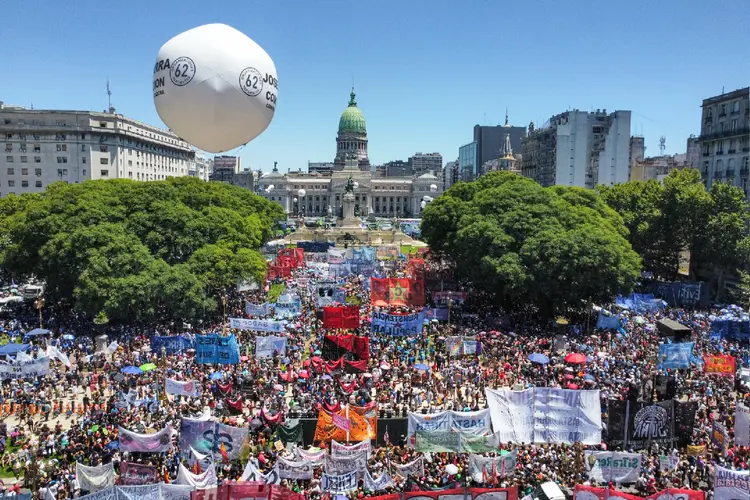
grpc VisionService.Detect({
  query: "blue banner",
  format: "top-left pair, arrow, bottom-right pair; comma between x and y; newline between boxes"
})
297,241 -> 333,253
615,293 -> 664,314
195,333 -> 240,365
245,302 -> 271,317
348,247 -> 375,261
596,311 -> 620,330
710,318 -> 750,342
424,308 -> 449,321
658,342 -> 694,369
179,419 -> 248,461
371,311 -> 424,336
275,293 -> 302,318
150,335 -> 194,355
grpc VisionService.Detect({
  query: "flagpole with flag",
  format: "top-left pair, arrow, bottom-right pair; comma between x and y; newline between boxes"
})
345,404 -> 350,443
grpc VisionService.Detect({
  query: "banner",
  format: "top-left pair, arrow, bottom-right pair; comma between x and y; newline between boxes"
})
607,399 -> 697,449
485,388 -> 602,445
712,421 -> 728,454
394,457 -> 424,479
116,485 -> 159,500
76,462 -> 115,492
322,335 -> 370,361
175,464 -> 218,488
332,413 -> 351,432
331,440 -> 371,459
574,485 -> 642,500
596,310 -> 620,329
704,354 -> 736,376
118,425 -> 172,453
584,451 -> 642,483
239,461 -> 280,485
446,336 -> 481,356
321,471 -> 358,494
423,308 -> 449,321
371,311 -> 424,336
255,336 -> 287,358
737,403 -> 750,447
179,419 -> 249,461
657,342 -> 694,370
415,430 -> 461,452
245,302 -> 271,317
150,335 -> 194,355
364,470 -> 395,492
119,462 -> 158,485
468,452 -> 518,483
296,448 -> 326,464
195,334 -> 240,365
165,379 -> 200,397
229,318 -> 285,333
317,280 -> 338,307
0,356 -> 50,380
325,452 -> 368,475
370,278 -> 425,306
276,457 -> 314,480
275,294 -> 302,318
323,306 -> 360,329
714,466 -> 750,500
468,488 -> 519,500
407,409 -> 492,447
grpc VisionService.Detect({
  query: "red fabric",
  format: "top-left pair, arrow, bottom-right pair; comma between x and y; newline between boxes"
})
704,354 -> 736,376
370,278 -> 390,306
217,381 -> 232,395
191,488 -> 221,500
323,306 -> 360,329
267,265 -> 293,280
574,485 -> 642,500
261,406 -> 283,425
226,396 -> 243,415
346,359 -> 367,371
269,485 -> 305,500
367,496 -> 399,500
404,489 -> 465,499
322,400 -> 342,413
324,335 -> 369,361
338,378 -> 356,394
468,488 -> 519,500
224,482 -> 268,500
647,489 -> 704,500
278,248 -> 304,268
370,278 -> 425,306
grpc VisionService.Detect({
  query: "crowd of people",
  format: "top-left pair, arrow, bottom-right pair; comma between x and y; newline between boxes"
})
0,253 -> 745,500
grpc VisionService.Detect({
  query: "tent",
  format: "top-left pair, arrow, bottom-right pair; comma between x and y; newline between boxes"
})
0,343 -> 30,356
656,318 -> 692,342
26,328 -> 51,336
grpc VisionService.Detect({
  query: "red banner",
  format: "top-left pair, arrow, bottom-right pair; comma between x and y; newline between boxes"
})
278,248 -> 304,268
119,461 -> 157,485
324,334 -> 369,360
370,278 -> 426,306
704,354 -> 735,376
224,482 -> 269,500
404,488 -> 465,500
323,306 -> 360,329
648,489 -> 705,500
403,488 -> 518,500
469,487 -> 519,500
574,485 -> 644,500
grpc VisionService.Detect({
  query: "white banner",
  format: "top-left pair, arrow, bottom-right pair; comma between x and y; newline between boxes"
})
322,471 -> 358,494
0,356 -> 50,380
159,484 -> 195,500
364,470 -> 395,492
239,460 -> 280,485
76,488 -> 118,500
325,452 -> 368,475
296,447 -> 326,464
117,485 -> 159,500
407,409 -> 491,447
74,484 -> 193,500
46,345 -> 71,367
714,465 -> 750,500
331,440 -> 371,459
174,464 -> 218,488
276,456 -> 314,480
394,456 -> 424,479
117,425 -> 173,453
737,403 -> 750,447
468,451 -> 518,483
485,388 -> 602,444
165,379 -> 200,397
229,318 -> 285,333
255,336 -> 287,358
584,451 -> 642,483
76,462 -> 115,493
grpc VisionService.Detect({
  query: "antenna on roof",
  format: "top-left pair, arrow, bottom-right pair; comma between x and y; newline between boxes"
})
106,79 -> 113,112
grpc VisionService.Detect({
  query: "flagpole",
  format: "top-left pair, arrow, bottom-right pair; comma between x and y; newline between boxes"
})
346,404 -> 350,443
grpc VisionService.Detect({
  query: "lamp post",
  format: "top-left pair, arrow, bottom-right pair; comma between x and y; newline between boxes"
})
35,295 -> 44,328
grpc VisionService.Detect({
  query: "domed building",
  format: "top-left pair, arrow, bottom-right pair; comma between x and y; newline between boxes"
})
334,88 -> 370,170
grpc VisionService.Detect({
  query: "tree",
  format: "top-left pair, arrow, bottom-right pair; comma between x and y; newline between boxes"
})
0,178 -> 284,323
421,171 -> 641,316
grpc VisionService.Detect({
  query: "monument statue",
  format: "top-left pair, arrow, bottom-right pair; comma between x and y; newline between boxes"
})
345,175 -> 354,194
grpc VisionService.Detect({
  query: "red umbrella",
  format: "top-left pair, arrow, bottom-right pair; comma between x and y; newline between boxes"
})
564,353 -> 587,364
567,383 -> 579,390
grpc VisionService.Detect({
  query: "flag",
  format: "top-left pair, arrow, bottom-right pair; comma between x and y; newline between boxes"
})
482,465 -> 489,484
491,461 -> 498,487
384,426 -> 390,446
192,460 -> 202,475
219,442 -> 229,462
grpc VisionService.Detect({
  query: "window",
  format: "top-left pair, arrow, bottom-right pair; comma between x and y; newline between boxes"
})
5,133 -> 12,139
128,160 -> 132,166
7,180 -> 14,187
55,120 -> 66,126
6,168 -> 14,175
734,101 -> 741,113
80,133 -> 86,140
100,158 -> 108,165
56,157 -> 67,164
57,169 -> 68,176
35,168 -> 41,176
82,157 -> 86,164
19,144 -> 26,152
81,145 -> 86,152
100,146 -> 108,153
21,168 -> 28,176
35,181 -> 42,188
3,119 -> 9,125
99,122 -> 107,128
33,145 -> 40,153
100,169 -> 109,177
4,144 -> 11,152
34,157 -> 41,163
732,119 -> 738,132
6,156 -> 13,163
720,104 -> 727,116
20,156 -> 27,163
21,181 -> 28,188
56,144 -> 67,152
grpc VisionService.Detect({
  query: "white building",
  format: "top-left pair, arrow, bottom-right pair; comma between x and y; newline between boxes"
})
521,109 -> 631,188
189,151 -> 211,181
0,102 -> 194,196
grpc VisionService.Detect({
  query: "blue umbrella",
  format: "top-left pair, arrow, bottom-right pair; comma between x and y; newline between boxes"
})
210,372 -> 224,380
583,374 -> 595,382
26,328 -> 51,336
121,366 -> 143,375
414,363 -> 430,371
528,353 -> 549,365
63,334 -> 75,340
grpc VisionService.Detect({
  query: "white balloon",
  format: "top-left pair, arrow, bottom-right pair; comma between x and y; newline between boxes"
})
153,23 -> 278,153
353,182 -> 359,189
420,201 -> 427,208
429,184 -> 438,192
298,189 -> 306,197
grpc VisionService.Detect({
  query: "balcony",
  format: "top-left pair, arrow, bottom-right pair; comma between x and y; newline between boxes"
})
741,167 -> 749,176
729,149 -> 737,154
699,126 -> 750,141
714,171 -> 725,178
716,150 -> 724,155
743,147 -> 750,152
727,170 -> 736,178
703,152 -> 711,157
719,112 -> 727,118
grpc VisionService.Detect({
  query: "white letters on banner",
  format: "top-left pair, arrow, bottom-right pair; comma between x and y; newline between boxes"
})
407,409 -> 491,447
468,451 -> 518,483
714,465 -> 750,500
76,462 -> 115,492
276,456 -> 314,480
331,440 -> 371,459
485,388 -> 602,445
0,356 -> 50,380
229,317 -> 285,332
165,378 -> 200,397
737,404 -> 750,447
584,451 -> 642,483
322,471 -> 358,494
118,425 -> 173,453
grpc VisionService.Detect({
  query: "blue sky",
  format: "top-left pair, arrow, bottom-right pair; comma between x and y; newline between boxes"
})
2,0 -> 748,171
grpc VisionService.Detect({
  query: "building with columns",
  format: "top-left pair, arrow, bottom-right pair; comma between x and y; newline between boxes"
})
258,89 -> 442,218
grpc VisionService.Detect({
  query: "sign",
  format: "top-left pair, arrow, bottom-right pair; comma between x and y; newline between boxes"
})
118,425 -> 173,453
584,451 -> 642,483
0,356 -> 50,380
714,465 -> 750,500
245,302 -> 271,317
229,318 -> 285,333
371,311 -> 424,336
485,388 -> 602,445
606,400 -> 697,449
321,471 -> 358,494
195,334 -> 240,364
407,410 -> 492,447
657,343 -> 695,370
331,440 -> 370,459
255,336 -> 287,358
179,419 -> 249,462
704,354 -> 735,376
119,462 -> 158,485
736,403 -> 750,446
332,413 -> 351,432
150,335 -> 194,355
276,457 -> 313,480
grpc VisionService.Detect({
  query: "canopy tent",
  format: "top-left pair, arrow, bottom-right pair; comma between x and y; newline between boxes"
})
0,343 -> 30,356
656,318 -> 692,342
26,328 -> 51,336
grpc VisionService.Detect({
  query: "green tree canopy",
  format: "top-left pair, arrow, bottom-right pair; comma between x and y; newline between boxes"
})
0,177 -> 284,323
421,171 -> 641,315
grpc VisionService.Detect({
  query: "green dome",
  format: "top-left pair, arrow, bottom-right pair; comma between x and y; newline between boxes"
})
338,89 -> 367,134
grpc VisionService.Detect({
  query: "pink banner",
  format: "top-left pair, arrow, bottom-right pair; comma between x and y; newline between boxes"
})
332,413 -> 351,432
